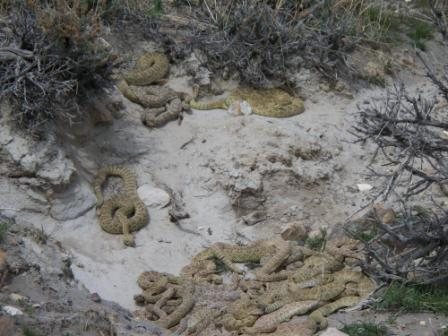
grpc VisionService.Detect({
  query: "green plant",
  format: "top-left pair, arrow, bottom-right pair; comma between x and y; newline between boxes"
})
22,327 -> 42,336
376,282 -> 448,314
407,20 -> 434,50
341,322 -> 388,336
305,228 -> 327,251
150,0 -> 163,16
32,225 -> 48,245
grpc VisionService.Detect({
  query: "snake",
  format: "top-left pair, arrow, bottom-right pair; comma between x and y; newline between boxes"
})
118,52 -> 191,127
123,52 -> 169,86
133,237 -> 376,335
93,166 -> 149,247
189,87 -> 305,118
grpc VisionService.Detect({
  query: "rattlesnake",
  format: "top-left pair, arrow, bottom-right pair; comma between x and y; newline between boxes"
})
190,87 -> 305,118
93,166 -> 149,247
118,52 -> 191,127
123,52 -> 169,86
133,237 -> 376,335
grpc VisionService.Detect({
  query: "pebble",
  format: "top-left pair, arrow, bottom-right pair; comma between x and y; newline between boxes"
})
137,185 -> 171,209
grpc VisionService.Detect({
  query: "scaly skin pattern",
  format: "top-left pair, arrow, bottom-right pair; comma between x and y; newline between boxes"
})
133,238 -> 377,335
142,97 -> 187,128
190,87 -> 305,118
156,282 -> 195,329
188,240 -> 288,278
94,166 -> 137,207
117,80 -> 180,108
118,52 -> 192,128
136,272 -> 195,329
93,166 -> 148,246
123,52 -> 169,86
308,296 -> 360,330
291,252 -> 344,283
220,295 -> 263,331
242,300 -> 319,334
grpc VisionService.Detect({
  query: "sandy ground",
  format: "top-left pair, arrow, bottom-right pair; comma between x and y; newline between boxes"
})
1,37 -> 448,335
3,68 -> 434,312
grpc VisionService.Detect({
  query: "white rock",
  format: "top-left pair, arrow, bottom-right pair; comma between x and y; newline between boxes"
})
137,185 -> 171,209
357,183 -> 373,192
319,328 -> 349,336
240,100 -> 252,115
50,177 -> 96,221
2,305 -> 23,316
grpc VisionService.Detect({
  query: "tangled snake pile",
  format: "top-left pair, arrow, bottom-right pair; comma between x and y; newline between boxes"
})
117,52 -> 191,128
134,237 -> 376,335
93,166 -> 149,247
190,87 -> 305,118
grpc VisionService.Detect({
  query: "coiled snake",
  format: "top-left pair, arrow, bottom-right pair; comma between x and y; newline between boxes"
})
93,166 -> 149,247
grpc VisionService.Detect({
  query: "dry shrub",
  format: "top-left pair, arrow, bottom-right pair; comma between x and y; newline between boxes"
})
184,0 -> 359,87
353,54 -> 448,285
169,0 -> 412,87
0,0 -> 114,133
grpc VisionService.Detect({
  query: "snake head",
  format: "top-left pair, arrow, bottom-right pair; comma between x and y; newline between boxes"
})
123,234 -> 136,247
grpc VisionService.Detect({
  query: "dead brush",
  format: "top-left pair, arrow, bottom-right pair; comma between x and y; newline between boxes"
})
0,0 -> 114,133
175,0 -> 416,87
352,52 -> 448,285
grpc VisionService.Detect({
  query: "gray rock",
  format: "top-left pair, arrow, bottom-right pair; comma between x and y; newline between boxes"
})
137,185 -> 171,209
37,151 -> 75,186
50,177 -> 96,221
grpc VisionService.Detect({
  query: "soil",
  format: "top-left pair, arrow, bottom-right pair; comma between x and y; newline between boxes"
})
0,11 -> 448,336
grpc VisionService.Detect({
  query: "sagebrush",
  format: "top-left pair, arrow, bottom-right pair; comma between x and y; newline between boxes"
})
0,0 -> 114,133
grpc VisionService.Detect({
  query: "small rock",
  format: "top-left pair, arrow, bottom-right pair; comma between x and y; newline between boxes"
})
2,305 -> 23,316
281,221 -> 309,241
90,292 -> 101,303
357,183 -> 373,192
319,327 -> 349,336
419,320 -> 426,326
137,185 -> 171,209
240,101 -> 252,115
9,293 -> 26,303
241,210 -> 267,226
